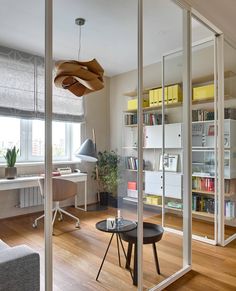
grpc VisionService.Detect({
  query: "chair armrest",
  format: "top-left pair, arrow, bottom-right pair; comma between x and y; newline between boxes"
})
0,245 -> 40,291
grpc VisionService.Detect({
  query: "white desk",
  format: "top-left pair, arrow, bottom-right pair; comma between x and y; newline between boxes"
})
0,172 -> 88,211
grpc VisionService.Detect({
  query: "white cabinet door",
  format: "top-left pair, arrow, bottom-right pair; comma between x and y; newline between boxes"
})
145,171 -> 163,195
144,123 -> 182,149
145,171 -> 182,199
165,123 -> 182,148
144,125 -> 162,148
165,172 -> 182,199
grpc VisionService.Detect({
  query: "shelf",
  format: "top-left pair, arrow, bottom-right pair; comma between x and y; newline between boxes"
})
124,102 -> 182,113
192,173 -> 215,178
192,189 -> 215,195
123,197 -> 235,222
192,189 -> 232,197
192,210 -> 214,219
123,89 -> 149,97
123,197 -> 183,211
192,120 -> 214,124
123,197 -> 139,203
124,95 -> 235,114
124,124 -> 138,127
192,146 -> 215,151
125,169 -> 146,172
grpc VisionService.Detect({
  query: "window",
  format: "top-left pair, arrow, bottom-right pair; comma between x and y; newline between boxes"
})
0,116 -> 81,163
0,117 -> 21,157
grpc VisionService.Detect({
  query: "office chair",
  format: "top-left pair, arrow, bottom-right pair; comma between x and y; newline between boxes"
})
32,178 -> 80,228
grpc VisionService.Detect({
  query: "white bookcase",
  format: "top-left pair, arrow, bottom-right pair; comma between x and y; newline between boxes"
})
122,84 -> 236,245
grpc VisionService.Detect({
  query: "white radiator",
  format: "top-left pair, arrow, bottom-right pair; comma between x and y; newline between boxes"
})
19,187 -> 43,208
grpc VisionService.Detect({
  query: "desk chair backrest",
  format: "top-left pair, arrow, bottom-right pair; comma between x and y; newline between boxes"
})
38,178 -> 77,202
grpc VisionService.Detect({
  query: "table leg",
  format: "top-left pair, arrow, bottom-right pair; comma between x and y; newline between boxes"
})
118,234 -> 134,281
152,243 -> 160,274
96,233 -> 114,281
116,234 -> 121,267
126,242 -> 133,269
133,243 -> 138,286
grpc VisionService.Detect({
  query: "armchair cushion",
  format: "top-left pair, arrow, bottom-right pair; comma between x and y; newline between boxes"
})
0,243 -> 40,291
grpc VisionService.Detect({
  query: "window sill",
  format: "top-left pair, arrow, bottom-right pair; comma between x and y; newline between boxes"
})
0,160 -> 80,168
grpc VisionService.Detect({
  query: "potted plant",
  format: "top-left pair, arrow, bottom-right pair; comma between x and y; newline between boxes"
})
92,150 -> 120,207
4,146 -> 19,179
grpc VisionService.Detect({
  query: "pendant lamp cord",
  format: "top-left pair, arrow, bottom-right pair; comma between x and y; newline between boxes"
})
77,24 -> 82,60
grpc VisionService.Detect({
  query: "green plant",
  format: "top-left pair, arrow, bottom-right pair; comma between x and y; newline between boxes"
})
4,146 -> 19,167
92,150 -> 120,195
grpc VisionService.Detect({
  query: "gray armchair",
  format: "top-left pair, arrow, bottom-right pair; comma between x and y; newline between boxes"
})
0,240 -> 40,291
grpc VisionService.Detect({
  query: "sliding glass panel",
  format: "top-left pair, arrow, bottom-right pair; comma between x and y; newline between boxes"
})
163,51 -> 183,233
223,41 -> 236,242
0,0 -> 45,290
192,38 -> 216,241
53,0 -> 138,289
142,0 -> 185,288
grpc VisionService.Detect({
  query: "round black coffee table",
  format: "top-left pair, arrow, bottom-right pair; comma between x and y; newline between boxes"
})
95,219 -> 137,281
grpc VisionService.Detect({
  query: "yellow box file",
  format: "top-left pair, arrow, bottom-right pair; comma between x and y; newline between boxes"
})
149,90 -> 154,107
152,196 -> 162,205
127,99 -> 149,110
193,84 -> 214,101
154,89 -> 159,106
168,86 -> 173,104
172,84 -> 182,103
158,87 -> 168,105
145,195 -> 162,205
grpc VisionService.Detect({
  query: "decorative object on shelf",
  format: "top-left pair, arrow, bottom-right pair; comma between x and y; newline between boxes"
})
92,150 -> 120,208
4,146 -> 19,179
54,18 -> 104,97
159,154 -> 178,172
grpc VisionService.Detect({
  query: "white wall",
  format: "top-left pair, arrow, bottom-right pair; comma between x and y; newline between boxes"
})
81,76 -> 110,205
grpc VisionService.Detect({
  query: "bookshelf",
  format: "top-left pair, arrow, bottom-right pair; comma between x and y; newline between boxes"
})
122,84 -> 184,223
122,67 -> 236,243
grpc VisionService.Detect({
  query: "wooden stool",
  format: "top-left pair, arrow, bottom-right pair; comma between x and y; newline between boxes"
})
120,222 -> 164,286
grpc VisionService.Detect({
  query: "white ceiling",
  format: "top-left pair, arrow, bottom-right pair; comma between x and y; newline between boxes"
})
185,0 -> 236,45
0,0 -> 213,77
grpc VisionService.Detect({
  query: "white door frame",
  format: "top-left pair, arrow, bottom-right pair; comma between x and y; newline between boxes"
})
44,0 -> 53,290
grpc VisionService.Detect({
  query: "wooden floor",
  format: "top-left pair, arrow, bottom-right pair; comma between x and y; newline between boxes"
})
0,206 -> 236,290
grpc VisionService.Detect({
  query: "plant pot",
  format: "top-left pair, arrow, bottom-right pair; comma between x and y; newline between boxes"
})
108,194 -> 123,208
99,192 -> 109,206
5,167 -> 17,179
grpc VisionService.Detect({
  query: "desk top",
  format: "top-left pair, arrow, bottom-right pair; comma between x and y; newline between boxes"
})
0,172 -> 87,191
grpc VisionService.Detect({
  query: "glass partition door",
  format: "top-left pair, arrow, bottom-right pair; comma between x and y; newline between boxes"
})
142,1 -> 191,289
223,41 -> 236,245
192,39 -> 216,243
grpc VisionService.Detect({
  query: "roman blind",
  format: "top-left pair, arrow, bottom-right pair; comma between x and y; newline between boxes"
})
0,46 -> 84,122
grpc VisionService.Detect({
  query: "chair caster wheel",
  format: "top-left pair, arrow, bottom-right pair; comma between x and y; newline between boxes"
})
75,222 -> 80,228
32,223 -> 37,228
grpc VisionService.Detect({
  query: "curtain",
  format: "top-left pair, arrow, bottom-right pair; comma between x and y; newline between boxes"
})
0,46 -> 84,122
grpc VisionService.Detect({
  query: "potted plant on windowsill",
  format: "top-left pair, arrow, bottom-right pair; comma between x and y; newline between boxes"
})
4,146 -> 19,179
92,150 -> 121,208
